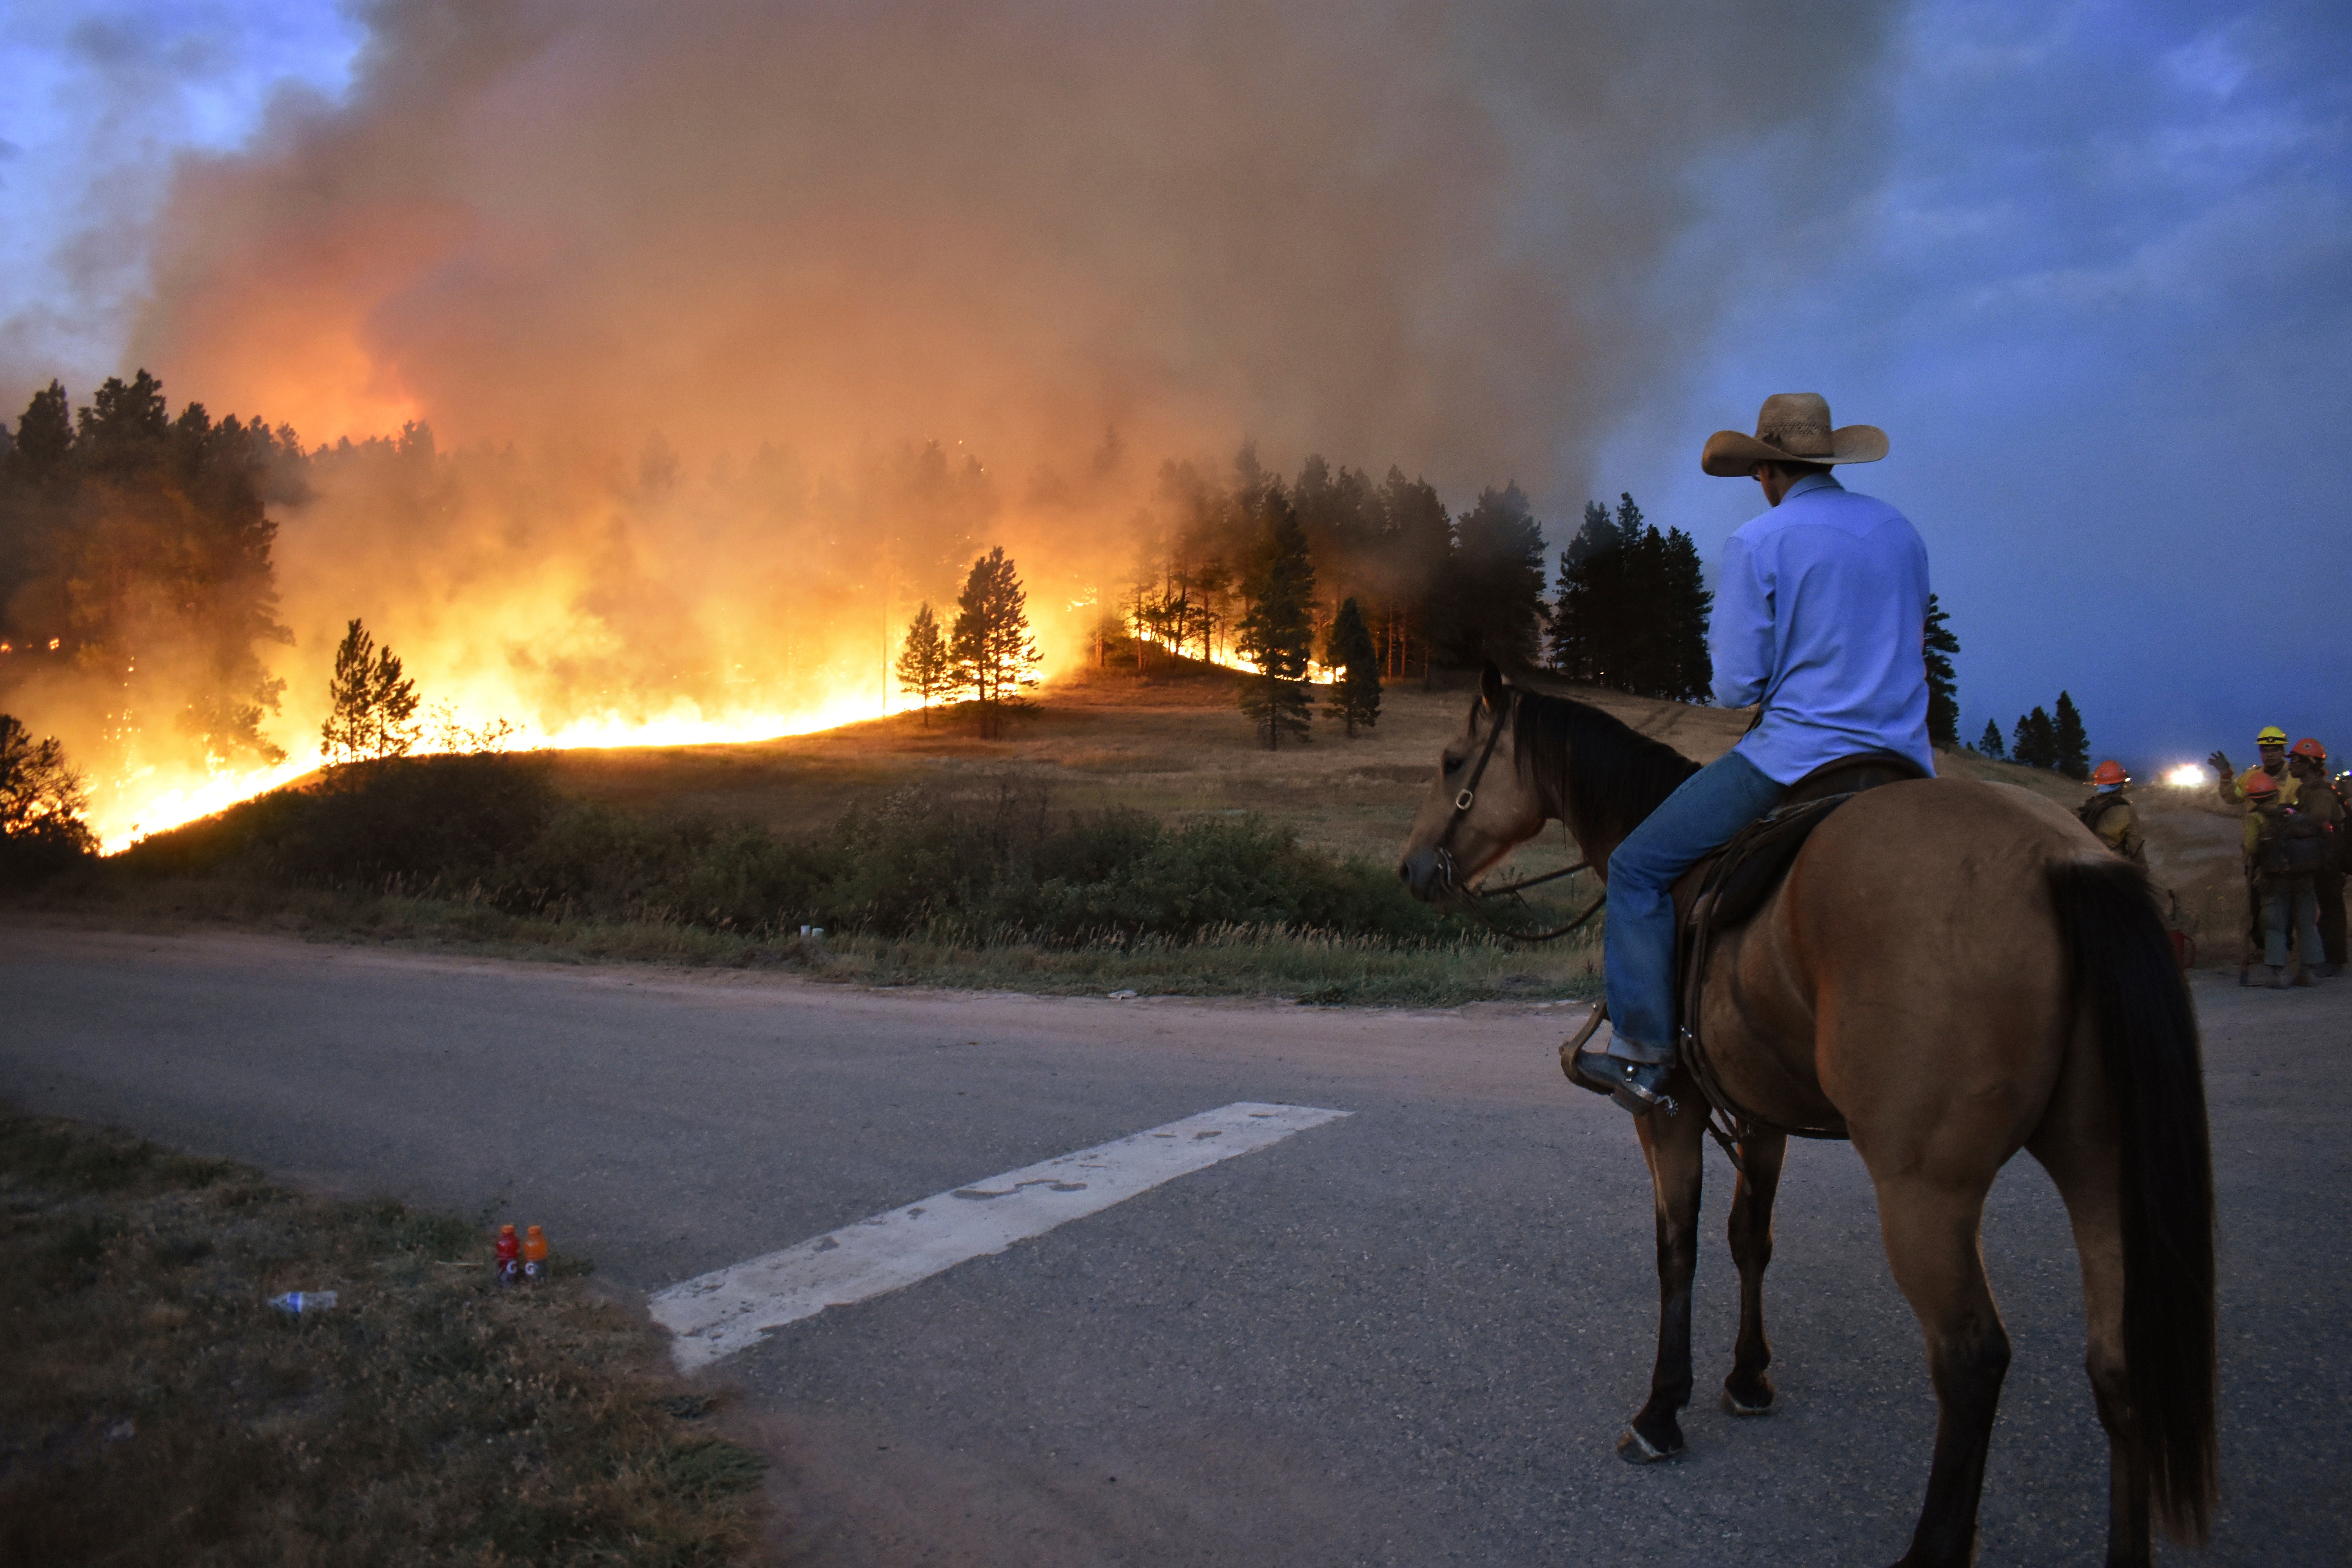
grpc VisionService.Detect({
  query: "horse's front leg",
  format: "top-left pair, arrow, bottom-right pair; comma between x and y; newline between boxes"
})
1622,1081 -> 1706,1462
1722,1127 -> 1789,1416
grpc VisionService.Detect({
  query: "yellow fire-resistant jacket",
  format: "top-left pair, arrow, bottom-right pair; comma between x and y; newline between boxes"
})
2219,762 -> 2299,807
2077,792 -> 2147,868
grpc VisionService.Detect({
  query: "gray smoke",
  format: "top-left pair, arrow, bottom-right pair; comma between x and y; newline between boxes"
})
130,0 -> 1899,501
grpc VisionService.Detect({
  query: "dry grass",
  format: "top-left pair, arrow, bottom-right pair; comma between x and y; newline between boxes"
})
542,668 -> 1758,873
0,1107 -> 767,1567
11,880 -> 1604,1006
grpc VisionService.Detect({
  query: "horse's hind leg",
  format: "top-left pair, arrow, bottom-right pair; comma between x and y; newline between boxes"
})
1622,1096 -> 1706,1462
1873,1175 -> 2012,1568
1722,1128 -> 1789,1416
2029,1096 -> 2149,1565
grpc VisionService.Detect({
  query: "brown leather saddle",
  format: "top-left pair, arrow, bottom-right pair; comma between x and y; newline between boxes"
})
1669,750 -> 1930,1143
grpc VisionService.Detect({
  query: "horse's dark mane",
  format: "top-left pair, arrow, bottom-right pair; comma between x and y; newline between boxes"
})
1504,686 -> 1700,849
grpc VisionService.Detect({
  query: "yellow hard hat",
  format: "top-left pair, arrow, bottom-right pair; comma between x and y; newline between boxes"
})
2256,725 -> 2288,744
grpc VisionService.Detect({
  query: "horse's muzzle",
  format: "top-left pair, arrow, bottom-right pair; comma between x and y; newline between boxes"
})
1399,847 -> 1446,902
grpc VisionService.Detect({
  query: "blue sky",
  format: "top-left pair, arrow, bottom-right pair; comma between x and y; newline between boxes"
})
1598,0 -> 2352,769
2,0 -> 2347,774
0,2 -> 363,375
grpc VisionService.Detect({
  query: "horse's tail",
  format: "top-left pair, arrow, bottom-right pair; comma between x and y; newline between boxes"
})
2049,857 -> 2218,1543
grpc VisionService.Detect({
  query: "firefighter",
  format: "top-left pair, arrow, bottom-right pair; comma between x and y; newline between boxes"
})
2287,739 -> 2346,975
2076,760 -> 2147,867
2218,726 -> 2300,979
2212,724 -> 2299,806
2243,771 -> 2325,987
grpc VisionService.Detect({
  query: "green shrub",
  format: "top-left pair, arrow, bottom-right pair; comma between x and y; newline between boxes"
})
124,753 -> 556,885
125,766 -> 1463,947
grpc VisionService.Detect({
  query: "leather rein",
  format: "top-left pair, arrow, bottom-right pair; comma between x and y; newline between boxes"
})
1426,690 -> 1607,944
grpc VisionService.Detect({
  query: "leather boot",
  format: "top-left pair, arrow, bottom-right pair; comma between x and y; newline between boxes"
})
1571,1049 -> 1678,1116
2294,966 -> 2318,987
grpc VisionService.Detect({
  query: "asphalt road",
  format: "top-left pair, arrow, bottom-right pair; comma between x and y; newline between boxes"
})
4,925 -> 2345,1566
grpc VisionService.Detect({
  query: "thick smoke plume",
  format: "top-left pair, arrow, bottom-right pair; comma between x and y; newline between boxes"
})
12,0 -> 1898,841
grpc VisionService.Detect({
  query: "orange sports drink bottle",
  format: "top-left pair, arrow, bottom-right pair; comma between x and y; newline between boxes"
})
523,1225 -> 548,1283
495,1223 -> 521,1285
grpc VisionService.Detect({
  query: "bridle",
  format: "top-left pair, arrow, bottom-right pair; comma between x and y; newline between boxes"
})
1425,688 -> 1606,943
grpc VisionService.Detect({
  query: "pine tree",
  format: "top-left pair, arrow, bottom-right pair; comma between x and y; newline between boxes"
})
1432,483 -> 1547,669
1977,719 -> 2006,759
1548,493 -> 1710,700
0,373 -> 294,769
894,601 -> 953,726
1548,500 -> 1621,683
1657,521 -> 1714,702
1372,468 -> 1452,680
1236,494 -> 1315,748
4,381 -> 73,479
1924,593 -> 1961,750
319,618 -> 421,763
0,712 -> 98,870
2013,707 -> 2058,771
1323,596 -> 1381,738
949,546 -> 1041,740
2052,691 -> 2089,780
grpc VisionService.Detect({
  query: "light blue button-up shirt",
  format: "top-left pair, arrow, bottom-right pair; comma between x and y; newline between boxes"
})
1710,471 -> 1936,784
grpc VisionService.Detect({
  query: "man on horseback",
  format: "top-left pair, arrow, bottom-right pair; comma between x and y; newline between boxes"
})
1574,392 -> 1933,1115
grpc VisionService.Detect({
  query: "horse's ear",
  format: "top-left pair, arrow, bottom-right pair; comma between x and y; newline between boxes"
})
1479,661 -> 1504,713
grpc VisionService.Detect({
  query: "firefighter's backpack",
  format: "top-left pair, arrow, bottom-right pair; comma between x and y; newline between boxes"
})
2258,807 -> 2327,878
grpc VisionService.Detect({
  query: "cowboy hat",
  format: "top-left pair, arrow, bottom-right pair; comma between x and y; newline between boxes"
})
1700,392 -> 1888,477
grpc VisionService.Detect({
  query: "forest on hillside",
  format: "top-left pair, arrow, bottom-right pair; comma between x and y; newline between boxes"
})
0,373 -> 1729,783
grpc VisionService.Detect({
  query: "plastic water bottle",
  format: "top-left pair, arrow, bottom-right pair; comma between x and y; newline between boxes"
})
269,1290 -> 338,1314
522,1225 -> 548,1283
495,1223 -> 521,1286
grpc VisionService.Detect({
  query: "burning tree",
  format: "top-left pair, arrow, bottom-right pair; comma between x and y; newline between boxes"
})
0,713 -> 98,876
0,373 -> 297,770
949,548 -> 1040,740
1236,494 -> 1315,748
1323,597 -> 1381,738
895,601 -> 953,725
320,618 -> 421,762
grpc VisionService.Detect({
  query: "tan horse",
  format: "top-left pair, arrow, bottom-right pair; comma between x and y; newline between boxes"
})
1397,666 -> 2216,1568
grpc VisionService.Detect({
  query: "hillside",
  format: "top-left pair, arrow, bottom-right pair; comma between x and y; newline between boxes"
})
539,665 -> 2247,962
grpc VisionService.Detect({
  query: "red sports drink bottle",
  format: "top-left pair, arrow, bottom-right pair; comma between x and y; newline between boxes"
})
495,1223 -> 521,1285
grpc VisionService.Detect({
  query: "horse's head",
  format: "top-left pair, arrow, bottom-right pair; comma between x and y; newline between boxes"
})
1398,663 -> 1553,902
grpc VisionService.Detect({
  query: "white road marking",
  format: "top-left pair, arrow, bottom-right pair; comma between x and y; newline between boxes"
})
648,1101 -> 1350,1371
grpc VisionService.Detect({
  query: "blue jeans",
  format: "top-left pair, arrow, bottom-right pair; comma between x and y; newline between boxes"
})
2263,879 -> 2321,969
1602,749 -> 1784,1062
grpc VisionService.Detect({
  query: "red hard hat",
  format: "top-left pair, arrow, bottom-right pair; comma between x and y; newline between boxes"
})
2245,770 -> 2280,798
2091,760 -> 2128,786
2291,737 -> 2327,760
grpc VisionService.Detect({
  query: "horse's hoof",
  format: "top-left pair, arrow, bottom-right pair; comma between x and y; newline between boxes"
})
1719,1382 -> 1775,1417
1616,1425 -> 1682,1464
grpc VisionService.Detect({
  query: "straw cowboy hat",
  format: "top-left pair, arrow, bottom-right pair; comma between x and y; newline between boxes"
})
1700,392 -> 1888,477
